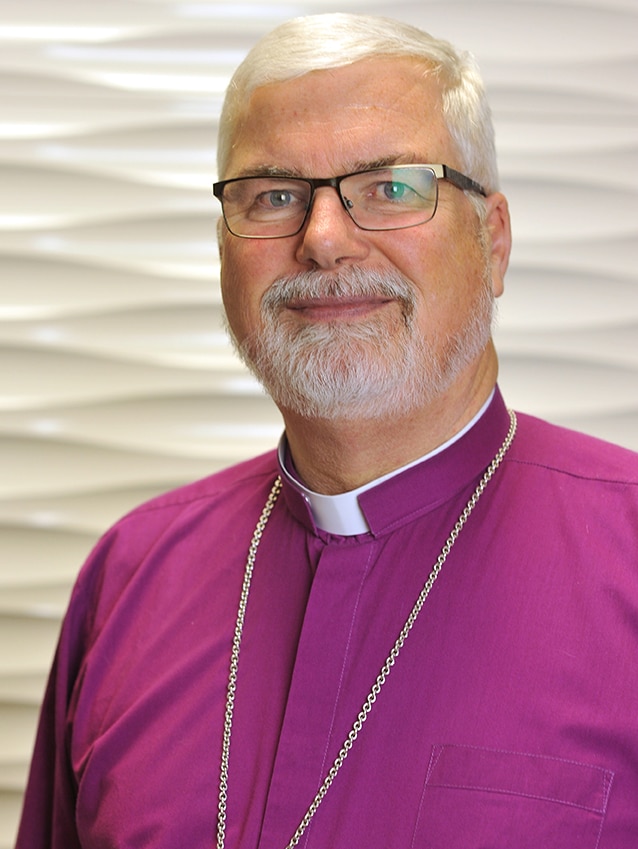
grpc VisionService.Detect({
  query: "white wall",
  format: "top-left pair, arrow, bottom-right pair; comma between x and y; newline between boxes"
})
1,0 -> 637,843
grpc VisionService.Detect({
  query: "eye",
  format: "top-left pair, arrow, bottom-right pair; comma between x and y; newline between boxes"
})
352,173 -> 423,208
242,181 -> 309,221
261,189 -> 294,209
253,184 -> 307,215
378,180 -> 418,203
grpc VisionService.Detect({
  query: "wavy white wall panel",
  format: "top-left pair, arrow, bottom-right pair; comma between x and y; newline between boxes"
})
1,1 -> 636,843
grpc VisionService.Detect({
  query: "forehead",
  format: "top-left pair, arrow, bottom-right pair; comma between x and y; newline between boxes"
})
225,56 -> 453,178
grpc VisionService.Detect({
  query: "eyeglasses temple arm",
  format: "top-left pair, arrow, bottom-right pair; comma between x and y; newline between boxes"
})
442,166 -> 487,197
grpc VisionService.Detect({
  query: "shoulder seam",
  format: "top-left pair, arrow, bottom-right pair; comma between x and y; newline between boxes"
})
116,462 -> 279,524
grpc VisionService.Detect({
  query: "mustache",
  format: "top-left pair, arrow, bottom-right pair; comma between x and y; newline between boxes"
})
261,266 -> 418,315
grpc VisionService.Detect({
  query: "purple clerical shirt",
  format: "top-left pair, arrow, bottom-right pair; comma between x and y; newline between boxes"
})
16,389 -> 638,848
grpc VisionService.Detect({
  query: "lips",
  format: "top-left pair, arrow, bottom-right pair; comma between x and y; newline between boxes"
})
260,266 -> 417,326
285,295 -> 394,321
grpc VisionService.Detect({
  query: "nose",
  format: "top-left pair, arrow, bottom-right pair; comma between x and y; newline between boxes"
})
295,187 -> 370,270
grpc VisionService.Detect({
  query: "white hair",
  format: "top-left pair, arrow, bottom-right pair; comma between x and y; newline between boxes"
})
217,13 -> 499,194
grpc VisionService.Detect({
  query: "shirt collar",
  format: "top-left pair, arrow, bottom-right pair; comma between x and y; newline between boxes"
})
278,389 -> 496,536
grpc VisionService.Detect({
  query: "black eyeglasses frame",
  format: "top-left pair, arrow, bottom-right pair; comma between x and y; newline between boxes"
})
212,164 -> 487,239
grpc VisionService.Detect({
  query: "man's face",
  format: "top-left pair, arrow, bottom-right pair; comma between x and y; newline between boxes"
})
218,56 -> 509,420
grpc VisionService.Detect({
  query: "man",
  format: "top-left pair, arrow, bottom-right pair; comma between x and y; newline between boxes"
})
16,13 -> 638,849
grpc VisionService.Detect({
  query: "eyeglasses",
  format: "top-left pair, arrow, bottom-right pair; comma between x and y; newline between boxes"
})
212,164 -> 487,239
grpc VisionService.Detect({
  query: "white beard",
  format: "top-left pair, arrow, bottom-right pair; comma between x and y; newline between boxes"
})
228,264 -> 495,421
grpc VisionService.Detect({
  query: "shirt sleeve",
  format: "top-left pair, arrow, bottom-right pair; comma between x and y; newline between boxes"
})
14,547 -> 99,848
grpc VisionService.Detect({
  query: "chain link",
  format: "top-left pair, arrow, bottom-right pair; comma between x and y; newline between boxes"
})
217,477 -> 282,849
217,411 -> 517,849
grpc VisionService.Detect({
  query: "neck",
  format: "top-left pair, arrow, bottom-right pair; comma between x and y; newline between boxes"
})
281,356 -> 498,495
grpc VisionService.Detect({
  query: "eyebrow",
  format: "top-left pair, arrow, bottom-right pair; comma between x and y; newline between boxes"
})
232,154 -> 422,180
232,165 -> 306,179
349,154 -> 420,172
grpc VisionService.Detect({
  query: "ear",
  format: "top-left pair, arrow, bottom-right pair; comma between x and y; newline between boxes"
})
484,192 -> 511,299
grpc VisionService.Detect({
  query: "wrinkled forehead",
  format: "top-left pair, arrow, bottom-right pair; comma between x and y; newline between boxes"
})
221,57 -> 451,179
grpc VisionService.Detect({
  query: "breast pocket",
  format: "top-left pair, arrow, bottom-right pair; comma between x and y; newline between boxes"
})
411,744 -> 614,849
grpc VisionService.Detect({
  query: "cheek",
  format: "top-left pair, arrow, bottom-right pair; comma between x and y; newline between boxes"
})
220,246 -> 252,341
388,226 -> 488,334
219,240 -> 276,343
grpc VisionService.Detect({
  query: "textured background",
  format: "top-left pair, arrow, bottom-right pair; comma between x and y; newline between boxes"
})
1,0 -> 637,843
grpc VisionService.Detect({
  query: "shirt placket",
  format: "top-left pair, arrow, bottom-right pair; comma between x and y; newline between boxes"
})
256,535 -> 378,849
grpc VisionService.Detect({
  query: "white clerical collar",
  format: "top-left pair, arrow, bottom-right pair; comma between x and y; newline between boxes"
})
278,389 -> 495,536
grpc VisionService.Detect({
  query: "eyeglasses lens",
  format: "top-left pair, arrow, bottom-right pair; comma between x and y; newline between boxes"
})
341,167 -> 438,231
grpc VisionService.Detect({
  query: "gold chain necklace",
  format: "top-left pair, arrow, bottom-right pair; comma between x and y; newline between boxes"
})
216,409 -> 517,849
